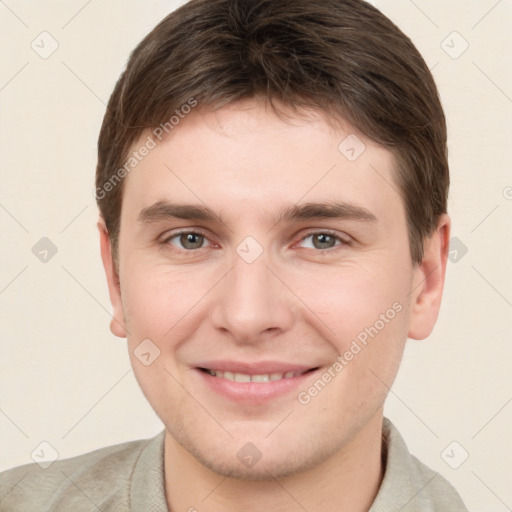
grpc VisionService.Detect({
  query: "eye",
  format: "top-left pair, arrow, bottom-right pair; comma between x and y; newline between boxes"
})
163,231 -> 210,250
297,232 -> 347,250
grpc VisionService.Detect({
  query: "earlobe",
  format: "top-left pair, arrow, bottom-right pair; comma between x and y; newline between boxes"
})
408,214 -> 451,340
97,216 -> 127,339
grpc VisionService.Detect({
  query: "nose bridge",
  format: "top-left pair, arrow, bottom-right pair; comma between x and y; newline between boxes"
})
211,247 -> 293,342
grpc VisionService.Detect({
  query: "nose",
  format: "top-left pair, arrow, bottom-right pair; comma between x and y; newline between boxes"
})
210,252 -> 294,345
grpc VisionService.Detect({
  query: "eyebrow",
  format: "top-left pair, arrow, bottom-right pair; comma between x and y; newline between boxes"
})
136,199 -> 377,226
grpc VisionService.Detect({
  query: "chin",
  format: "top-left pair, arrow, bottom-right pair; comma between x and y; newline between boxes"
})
169,422 -> 340,481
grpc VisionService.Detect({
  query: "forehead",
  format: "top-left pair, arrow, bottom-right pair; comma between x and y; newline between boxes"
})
120,101 -> 403,228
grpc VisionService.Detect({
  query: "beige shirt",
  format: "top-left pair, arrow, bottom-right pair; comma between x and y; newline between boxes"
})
0,418 -> 468,511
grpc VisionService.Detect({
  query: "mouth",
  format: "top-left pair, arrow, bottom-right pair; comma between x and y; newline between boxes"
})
194,364 -> 322,404
198,367 -> 319,383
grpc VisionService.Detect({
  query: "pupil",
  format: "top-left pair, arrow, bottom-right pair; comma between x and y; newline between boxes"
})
181,233 -> 203,249
314,234 -> 334,249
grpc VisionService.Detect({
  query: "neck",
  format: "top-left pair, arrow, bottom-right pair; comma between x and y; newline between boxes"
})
164,411 -> 384,512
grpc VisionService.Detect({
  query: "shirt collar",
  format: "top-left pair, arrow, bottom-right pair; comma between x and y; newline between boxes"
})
129,418 -> 464,512
369,417 -> 462,511
130,430 -> 168,511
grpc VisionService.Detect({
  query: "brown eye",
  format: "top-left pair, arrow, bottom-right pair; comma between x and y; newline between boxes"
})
298,232 -> 345,250
312,233 -> 337,249
183,233 -> 204,249
166,232 -> 207,250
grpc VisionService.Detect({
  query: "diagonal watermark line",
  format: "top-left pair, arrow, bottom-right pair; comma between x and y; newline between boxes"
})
164,267 -> 233,336
0,407 -> 29,438
265,409 -> 294,438
369,163 -> 401,198
164,163 -> 233,233
472,61 -> 512,104
472,396 -> 512,439
472,0 -> 504,30
201,475 -> 229,502
369,368 -> 439,438
163,367 -> 233,438
471,265 -> 512,308
0,472 -> 29,505
61,0 -> 93,29
61,61 -> 106,106
397,473 -> 439,511
470,204 -> 499,233
406,0 -> 439,28
266,164 -> 337,234
406,265 -> 438,298
60,265 -> 129,334
0,265 -> 29,296
60,204 -> 89,233
61,370 -> 131,439
472,471 -> 511,510
61,471 -> 105,511
265,265 -> 336,335
0,202 -> 29,232
265,472 -> 310,512
0,1 -> 29,28
0,62 -> 29,93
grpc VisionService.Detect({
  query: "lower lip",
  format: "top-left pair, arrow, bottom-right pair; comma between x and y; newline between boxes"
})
195,368 -> 321,404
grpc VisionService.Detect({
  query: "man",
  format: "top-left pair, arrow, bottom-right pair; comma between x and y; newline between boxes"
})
0,0 -> 468,510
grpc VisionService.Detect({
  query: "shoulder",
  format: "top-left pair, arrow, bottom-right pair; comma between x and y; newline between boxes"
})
0,433 -> 164,511
400,446 -> 468,511
371,418 -> 469,512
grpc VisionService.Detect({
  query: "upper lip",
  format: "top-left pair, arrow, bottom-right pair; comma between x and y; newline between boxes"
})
195,360 -> 320,375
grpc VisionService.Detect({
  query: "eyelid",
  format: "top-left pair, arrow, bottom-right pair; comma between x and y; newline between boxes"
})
160,228 -> 351,252
295,229 -> 351,249
161,228 -> 213,249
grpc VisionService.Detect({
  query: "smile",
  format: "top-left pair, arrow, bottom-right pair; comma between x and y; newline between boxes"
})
199,368 -> 315,382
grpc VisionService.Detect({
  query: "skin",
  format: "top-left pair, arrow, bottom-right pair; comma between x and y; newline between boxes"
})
98,99 -> 450,512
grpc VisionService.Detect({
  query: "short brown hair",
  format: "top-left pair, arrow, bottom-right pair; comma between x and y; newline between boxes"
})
96,0 -> 448,270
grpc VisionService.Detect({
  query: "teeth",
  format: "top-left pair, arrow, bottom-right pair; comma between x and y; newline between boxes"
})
251,374 -> 270,383
206,369 -> 304,382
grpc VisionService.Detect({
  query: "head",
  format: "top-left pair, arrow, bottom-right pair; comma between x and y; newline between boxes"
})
96,0 -> 450,479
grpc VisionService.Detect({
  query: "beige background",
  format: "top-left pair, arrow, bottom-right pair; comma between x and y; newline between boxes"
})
0,0 -> 511,509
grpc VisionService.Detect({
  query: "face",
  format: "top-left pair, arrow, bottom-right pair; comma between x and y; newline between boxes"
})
99,99 -> 449,480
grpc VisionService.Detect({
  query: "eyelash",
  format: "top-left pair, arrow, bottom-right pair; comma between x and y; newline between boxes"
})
161,229 -> 350,252
162,230 -> 212,251
298,230 -> 349,251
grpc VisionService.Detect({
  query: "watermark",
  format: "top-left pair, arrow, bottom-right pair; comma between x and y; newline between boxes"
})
297,301 -> 403,405
441,441 -> 469,469
237,442 -> 263,468
448,236 -> 468,263
236,236 -> 264,264
338,134 -> 366,162
503,186 -> 512,200
134,338 -> 161,366
94,97 -> 198,200
32,237 -> 58,263
440,31 -> 469,60
31,441 -> 59,469
31,31 -> 59,60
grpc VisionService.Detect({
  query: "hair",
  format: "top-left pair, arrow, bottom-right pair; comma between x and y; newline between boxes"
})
95,0 -> 448,271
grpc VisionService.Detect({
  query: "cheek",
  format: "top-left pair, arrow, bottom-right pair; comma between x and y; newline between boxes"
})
120,267 -> 202,415
121,264 -> 213,340
288,258 -> 411,341
288,257 -> 413,400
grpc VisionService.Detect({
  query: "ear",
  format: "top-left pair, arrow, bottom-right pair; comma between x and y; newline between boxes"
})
97,216 -> 127,338
408,213 -> 451,340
